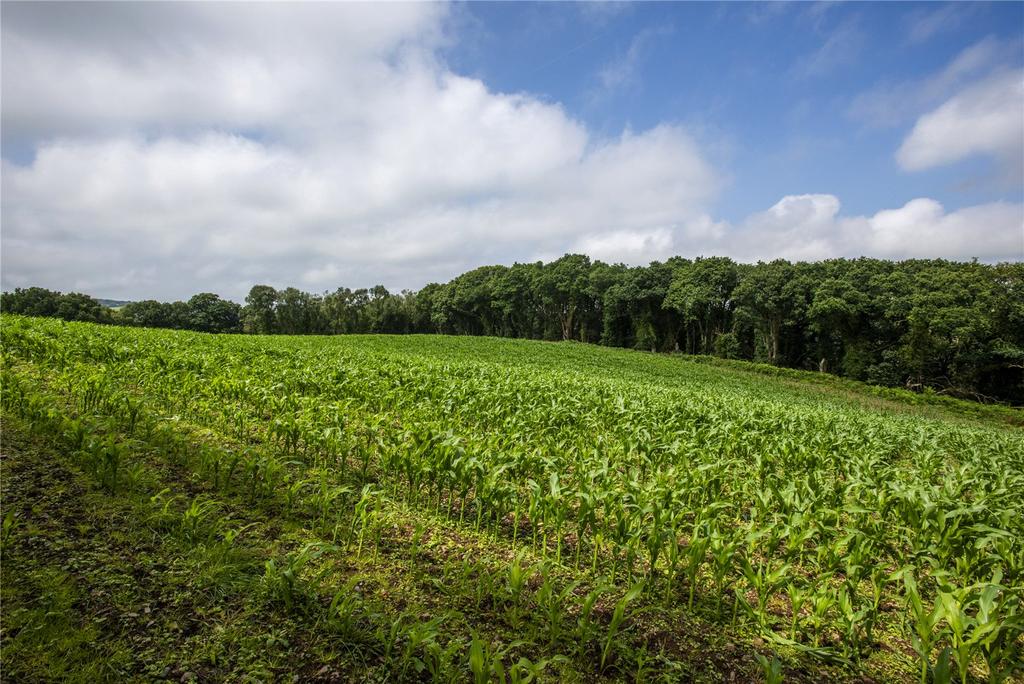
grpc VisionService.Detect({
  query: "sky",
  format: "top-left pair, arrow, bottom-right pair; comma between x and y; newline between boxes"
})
2,1 -> 1022,302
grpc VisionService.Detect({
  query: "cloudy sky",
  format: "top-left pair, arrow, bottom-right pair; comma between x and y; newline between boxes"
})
2,1 -> 1022,301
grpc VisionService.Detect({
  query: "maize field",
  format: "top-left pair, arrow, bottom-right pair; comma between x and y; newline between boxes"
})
1,314 -> 1021,682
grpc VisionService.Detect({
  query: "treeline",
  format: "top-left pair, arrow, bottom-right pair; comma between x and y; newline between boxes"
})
1,288 -> 243,334
3,255 -> 1023,403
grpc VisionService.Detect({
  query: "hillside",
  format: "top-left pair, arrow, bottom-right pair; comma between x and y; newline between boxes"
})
1,315 -> 1021,682
96,298 -> 133,309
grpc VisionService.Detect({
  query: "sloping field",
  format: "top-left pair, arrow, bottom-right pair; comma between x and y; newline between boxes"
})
1,315 -> 1021,682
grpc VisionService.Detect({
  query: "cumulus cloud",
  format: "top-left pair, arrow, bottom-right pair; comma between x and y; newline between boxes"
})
1,3 -> 719,300
545,194 -> 1022,266
0,2 -> 448,143
572,228 -> 674,264
858,199 -> 1023,260
896,69 -> 1024,175
1,3 -> 1020,302
1,122 -> 718,299
851,35 -> 1023,187
720,194 -> 1023,262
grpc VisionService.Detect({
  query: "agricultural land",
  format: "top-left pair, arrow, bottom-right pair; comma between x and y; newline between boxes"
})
1,315 -> 1022,683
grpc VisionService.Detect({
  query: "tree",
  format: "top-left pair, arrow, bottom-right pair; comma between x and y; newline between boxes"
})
1,287 -> 63,317
1,287 -> 112,324
121,300 -> 179,328
365,285 -> 409,334
587,261 -> 628,345
892,260 -> 1003,396
733,260 -> 811,365
275,287 -> 323,334
438,266 -> 506,336
244,285 -> 278,334
808,274 -> 870,375
626,262 -> 676,352
186,293 -> 241,333
492,264 -> 541,338
57,292 -> 111,323
410,283 -> 443,333
663,257 -> 738,354
322,287 -> 361,334
536,254 -> 593,341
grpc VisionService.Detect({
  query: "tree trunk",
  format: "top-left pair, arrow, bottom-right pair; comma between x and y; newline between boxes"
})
771,337 -> 778,364
560,305 -> 575,341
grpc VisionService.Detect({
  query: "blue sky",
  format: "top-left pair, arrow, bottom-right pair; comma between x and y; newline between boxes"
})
447,1 -> 1023,219
1,1 -> 1022,300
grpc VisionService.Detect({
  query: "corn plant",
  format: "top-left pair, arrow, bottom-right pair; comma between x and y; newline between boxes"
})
179,497 -> 224,545
575,584 -> 609,662
601,582 -> 645,672
397,614 -> 448,679
262,542 -> 337,613
509,655 -> 568,684
534,567 -> 581,648
468,634 -> 525,684
904,573 -> 946,684
504,550 -> 533,628
754,653 -> 784,684
1,511 -> 19,549
3,315 -> 1023,682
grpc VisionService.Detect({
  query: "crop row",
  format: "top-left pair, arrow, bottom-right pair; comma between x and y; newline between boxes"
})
2,315 -> 1021,682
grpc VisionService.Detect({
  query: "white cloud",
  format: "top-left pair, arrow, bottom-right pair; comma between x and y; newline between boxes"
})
722,194 -> 1023,262
897,69 -> 1024,173
857,198 -> 1023,260
736,194 -> 845,261
0,3 -> 719,300
1,120 -> 719,299
551,194 -> 1022,266
849,36 -> 1010,128
1,3 -> 1020,304
573,228 -> 673,264
0,3 -> 448,144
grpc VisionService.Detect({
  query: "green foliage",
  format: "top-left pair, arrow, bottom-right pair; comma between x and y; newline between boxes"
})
262,542 -> 337,612
185,293 -> 242,333
8,255 -> 1024,402
1,287 -> 112,323
601,582 -> 645,671
2,314 -> 1022,683
754,653 -> 784,684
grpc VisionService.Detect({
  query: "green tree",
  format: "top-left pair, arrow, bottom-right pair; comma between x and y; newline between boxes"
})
186,293 -> 241,333
492,263 -> 542,338
275,287 -> 323,334
410,283 -> 444,333
1,287 -> 112,324
536,254 -> 593,341
244,285 -> 278,334
663,257 -> 738,354
120,300 -> 181,328
733,260 -> 811,365
1,287 -> 63,317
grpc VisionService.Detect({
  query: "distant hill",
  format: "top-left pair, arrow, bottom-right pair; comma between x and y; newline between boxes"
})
96,298 -> 132,309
